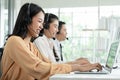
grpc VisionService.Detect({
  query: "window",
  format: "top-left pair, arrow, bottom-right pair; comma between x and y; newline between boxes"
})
0,0 -> 8,47
45,6 -> 120,63
0,0 -> 15,47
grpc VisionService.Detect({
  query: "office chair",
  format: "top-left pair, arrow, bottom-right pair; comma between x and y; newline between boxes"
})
0,48 -> 3,77
0,48 -> 3,59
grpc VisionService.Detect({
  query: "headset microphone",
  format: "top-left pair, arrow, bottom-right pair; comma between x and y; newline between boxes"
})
66,37 -> 68,40
53,37 -> 68,40
53,37 -> 56,40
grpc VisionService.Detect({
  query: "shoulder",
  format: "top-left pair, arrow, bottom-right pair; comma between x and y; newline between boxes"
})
8,36 -> 23,43
34,36 -> 46,43
8,36 -> 23,41
4,36 -> 25,51
6,36 -> 24,46
35,36 -> 43,41
33,36 -> 44,47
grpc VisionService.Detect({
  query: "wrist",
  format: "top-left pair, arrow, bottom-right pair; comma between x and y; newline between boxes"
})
66,61 -> 75,64
71,64 -> 79,71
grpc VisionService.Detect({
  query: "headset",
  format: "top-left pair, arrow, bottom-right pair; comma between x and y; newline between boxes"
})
44,13 -> 50,29
25,3 -> 32,25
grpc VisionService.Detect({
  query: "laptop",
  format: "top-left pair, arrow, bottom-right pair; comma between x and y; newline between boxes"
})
75,40 -> 120,74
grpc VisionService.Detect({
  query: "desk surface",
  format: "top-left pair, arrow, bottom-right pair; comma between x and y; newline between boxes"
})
50,68 -> 120,80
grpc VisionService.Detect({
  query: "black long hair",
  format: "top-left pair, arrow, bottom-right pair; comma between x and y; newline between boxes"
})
10,3 -> 45,39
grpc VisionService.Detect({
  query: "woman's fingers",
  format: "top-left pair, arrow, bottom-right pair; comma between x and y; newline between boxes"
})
93,63 -> 102,71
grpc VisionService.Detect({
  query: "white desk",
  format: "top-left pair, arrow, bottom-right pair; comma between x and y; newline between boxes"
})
50,68 -> 120,80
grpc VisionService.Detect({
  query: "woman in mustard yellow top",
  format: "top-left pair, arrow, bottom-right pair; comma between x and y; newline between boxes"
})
0,3 -> 102,80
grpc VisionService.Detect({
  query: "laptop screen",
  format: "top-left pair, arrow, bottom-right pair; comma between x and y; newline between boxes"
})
106,41 -> 119,72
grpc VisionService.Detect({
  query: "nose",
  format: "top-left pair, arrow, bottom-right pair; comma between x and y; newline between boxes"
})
56,27 -> 58,32
40,23 -> 43,29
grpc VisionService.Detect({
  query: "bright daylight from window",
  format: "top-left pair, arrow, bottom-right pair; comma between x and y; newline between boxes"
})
44,6 -> 120,64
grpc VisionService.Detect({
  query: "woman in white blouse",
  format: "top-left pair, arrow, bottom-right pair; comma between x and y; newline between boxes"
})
34,13 -> 59,63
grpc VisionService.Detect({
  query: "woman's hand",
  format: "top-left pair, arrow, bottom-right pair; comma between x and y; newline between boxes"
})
66,57 -> 90,65
71,63 -> 102,72
75,57 -> 90,65
78,63 -> 102,72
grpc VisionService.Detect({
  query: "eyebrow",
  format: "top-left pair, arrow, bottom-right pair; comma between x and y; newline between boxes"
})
54,24 -> 58,26
38,18 -> 43,20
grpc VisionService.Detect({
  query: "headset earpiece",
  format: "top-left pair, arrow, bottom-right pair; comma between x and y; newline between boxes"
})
44,13 -> 50,29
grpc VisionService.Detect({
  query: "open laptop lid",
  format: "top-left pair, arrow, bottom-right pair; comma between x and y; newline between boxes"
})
74,41 -> 120,74
105,41 -> 120,73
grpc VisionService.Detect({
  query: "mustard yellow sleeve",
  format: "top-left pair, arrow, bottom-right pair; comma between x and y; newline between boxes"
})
7,36 -> 72,79
50,63 -> 72,75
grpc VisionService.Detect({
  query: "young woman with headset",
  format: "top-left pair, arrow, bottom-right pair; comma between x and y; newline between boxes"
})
34,13 -> 60,63
1,3 -> 102,80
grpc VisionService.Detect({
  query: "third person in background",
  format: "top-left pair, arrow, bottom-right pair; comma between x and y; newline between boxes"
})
52,21 -> 90,64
